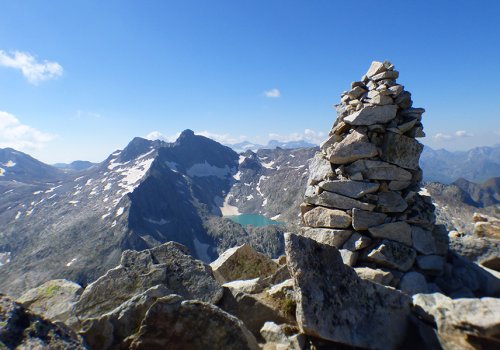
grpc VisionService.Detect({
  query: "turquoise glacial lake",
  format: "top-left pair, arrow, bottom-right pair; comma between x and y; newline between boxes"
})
226,214 -> 284,227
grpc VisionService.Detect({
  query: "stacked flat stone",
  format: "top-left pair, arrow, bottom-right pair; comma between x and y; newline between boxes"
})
300,60 -> 447,293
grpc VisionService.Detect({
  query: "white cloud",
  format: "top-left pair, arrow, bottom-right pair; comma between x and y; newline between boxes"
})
267,129 -> 326,145
195,131 -> 247,144
434,130 -> 474,142
0,111 -> 55,151
264,88 -> 281,98
145,131 -> 180,142
0,50 -> 63,84
433,133 -> 452,141
75,110 -> 101,119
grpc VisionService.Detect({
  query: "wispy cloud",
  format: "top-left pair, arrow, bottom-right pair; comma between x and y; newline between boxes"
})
268,128 -> 325,145
434,130 -> 473,141
0,111 -> 55,151
195,131 -> 247,144
264,88 -> 281,98
0,50 -> 63,84
74,110 -> 101,119
145,131 -> 180,142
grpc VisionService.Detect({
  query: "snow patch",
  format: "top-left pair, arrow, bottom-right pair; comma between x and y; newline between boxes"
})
271,214 -> 281,220
33,190 -> 43,195
116,157 -> 155,193
262,198 -> 268,207
419,187 -> 431,197
219,194 -> 240,216
246,194 -> 254,200
4,160 -> 16,167
145,217 -> 170,225
165,161 -> 179,172
0,167 -> 5,176
186,161 -> 231,179
116,207 -> 125,217
69,200 -> 79,205
238,155 -> 246,164
102,213 -> 111,219
45,185 -> 62,193
0,252 -> 12,267
15,211 -> 21,220
104,183 -> 112,191
66,258 -> 77,267
233,171 -> 242,181
193,238 -> 211,263
261,160 -> 275,169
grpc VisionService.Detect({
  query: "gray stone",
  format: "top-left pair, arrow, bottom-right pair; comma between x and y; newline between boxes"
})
352,208 -> 387,230
17,279 -> 82,324
371,70 -> 399,81
0,294 -> 85,349
304,191 -> 375,211
129,297 -> 260,350
368,90 -> 393,105
388,180 -> 411,190
319,180 -> 379,199
412,293 -> 500,350
219,289 -> 292,340
210,244 -> 279,284
365,61 -> 386,78
399,271 -> 428,295
345,159 -> 412,181
79,285 -> 171,350
260,322 -> 305,350
342,232 -> 372,251
285,233 -> 411,350
223,278 -> 266,294
411,226 -> 437,255
395,91 -> 412,109
397,118 -> 418,133
339,249 -> 358,266
381,132 -> 423,170
266,279 -> 294,300
327,130 -> 378,164
308,153 -> 334,185
354,267 -> 394,286
299,227 -> 353,248
344,104 -> 398,126
365,240 -> 417,271
377,191 -> 408,213
368,222 -> 412,246
74,242 -> 223,320
388,85 -> 404,96
319,134 -> 341,154
303,207 -> 351,229
347,86 -> 367,99
416,255 -> 445,273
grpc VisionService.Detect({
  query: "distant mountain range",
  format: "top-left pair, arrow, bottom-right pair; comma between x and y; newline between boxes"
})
421,144 -> 500,183
53,160 -> 97,172
227,139 -> 316,153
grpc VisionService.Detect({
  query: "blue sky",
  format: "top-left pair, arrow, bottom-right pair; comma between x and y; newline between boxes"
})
0,0 -> 499,163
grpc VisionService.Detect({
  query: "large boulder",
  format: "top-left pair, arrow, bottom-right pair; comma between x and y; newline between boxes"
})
74,242 -> 223,319
17,279 -> 82,324
79,285 -> 170,350
302,206 -> 351,229
210,244 -> 279,284
413,293 -> 500,350
128,296 -> 260,350
285,233 -> 411,350
326,130 -> 378,164
0,294 -> 85,349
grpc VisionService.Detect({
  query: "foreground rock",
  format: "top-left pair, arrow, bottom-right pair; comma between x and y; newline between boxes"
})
210,244 -> 279,284
128,296 -> 260,350
473,212 -> 500,239
74,242 -> 223,319
413,293 -> 500,350
17,279 -> 82,324
79,285 -> 170,350
0,294 -> 85,349
285,233 -> 411,350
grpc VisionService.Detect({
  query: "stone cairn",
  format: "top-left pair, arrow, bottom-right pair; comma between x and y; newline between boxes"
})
300,60 -> 448,294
